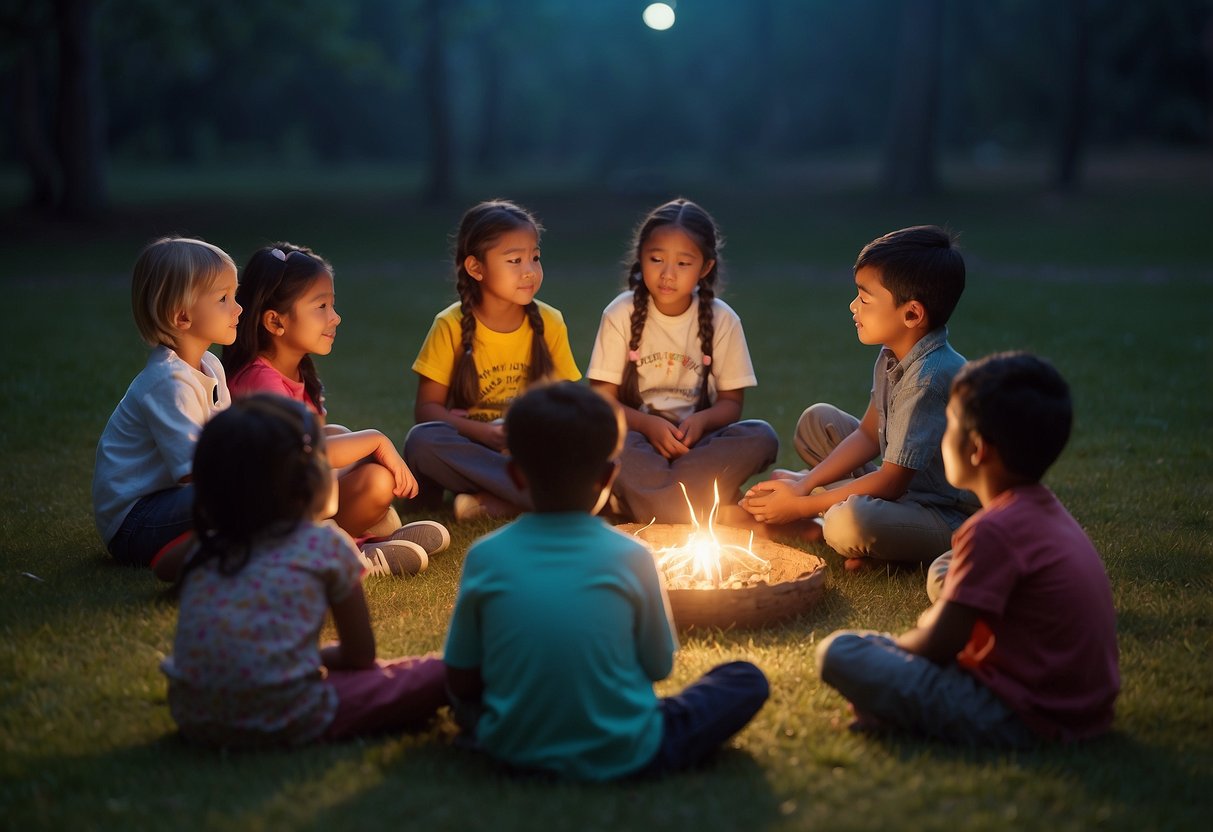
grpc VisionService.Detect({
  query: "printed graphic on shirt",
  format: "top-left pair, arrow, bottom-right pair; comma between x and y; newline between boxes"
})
473,360 -> 531,422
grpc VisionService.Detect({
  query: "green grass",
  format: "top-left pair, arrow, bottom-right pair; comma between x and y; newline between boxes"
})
1,157 -> 1211,830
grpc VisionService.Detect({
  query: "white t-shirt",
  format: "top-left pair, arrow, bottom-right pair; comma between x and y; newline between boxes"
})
92,346 -> 231,544
587,291 -> 758,424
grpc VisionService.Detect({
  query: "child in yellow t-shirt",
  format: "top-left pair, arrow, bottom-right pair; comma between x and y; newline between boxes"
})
404,200 -> 581,521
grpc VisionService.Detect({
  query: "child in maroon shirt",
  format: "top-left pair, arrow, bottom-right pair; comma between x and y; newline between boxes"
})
817,352 -> 1119,746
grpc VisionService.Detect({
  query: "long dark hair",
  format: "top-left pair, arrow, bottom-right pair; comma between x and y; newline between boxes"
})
224,242 -> 333,412
447,200 -> 555,410
618,198 -> 724,413
183,394 -> 330,580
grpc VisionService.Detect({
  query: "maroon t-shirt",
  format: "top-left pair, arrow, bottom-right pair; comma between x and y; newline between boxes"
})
943,484 -> 1120,741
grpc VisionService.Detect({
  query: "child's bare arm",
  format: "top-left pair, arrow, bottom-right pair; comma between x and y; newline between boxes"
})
415,376 -> 506,451
894,600 -> 977,664
678,389 -> 743,448
590,379 -> 690,459
742,400 -> 914,523
321,584 -> 377,670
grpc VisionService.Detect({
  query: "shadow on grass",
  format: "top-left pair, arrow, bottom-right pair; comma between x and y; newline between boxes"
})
4,724 -> 781,831
862,727 -> 1211,828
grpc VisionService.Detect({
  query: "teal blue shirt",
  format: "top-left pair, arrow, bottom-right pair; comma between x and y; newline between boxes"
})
444,512 -> 678,780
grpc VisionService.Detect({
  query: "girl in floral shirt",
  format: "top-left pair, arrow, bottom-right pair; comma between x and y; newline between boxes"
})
162,394 -> 446,747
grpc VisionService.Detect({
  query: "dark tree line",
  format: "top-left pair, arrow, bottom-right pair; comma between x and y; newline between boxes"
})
2,0 -> 1209,217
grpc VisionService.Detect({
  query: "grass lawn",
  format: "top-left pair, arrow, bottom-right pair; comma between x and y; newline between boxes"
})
1,155 -> 1211,830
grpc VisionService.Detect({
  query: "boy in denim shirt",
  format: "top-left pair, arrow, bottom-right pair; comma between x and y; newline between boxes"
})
742,226 -> 978,569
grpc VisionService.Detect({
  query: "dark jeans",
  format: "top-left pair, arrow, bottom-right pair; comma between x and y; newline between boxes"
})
106,485 -> 194,567
640,660 -> 770,775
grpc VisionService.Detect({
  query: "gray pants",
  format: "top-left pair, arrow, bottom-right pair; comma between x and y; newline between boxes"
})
816,630 -> 1037,748
403,422 -> 532,510
615,419 -> 779,524
795,403 -> 957,564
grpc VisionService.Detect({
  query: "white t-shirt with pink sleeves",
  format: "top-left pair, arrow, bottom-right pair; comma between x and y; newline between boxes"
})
162,520 -> 363,747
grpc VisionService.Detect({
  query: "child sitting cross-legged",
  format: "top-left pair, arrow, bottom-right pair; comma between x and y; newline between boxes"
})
162,395 -> 447,748
444,382 -> 769,780
816,353 -> 1120,747
740,225 -> 979,570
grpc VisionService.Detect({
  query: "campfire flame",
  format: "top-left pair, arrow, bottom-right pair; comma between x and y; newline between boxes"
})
637,480 -> 770,589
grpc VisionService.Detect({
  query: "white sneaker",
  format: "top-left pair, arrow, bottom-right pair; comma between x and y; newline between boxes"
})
363,506 -> 403,539
453,493 -> 487,522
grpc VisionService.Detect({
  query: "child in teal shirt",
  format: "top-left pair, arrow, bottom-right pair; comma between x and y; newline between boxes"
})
444,382 -> 768,780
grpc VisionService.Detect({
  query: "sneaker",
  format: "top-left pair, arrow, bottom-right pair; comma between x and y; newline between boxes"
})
360,539 -> 428,577
365,520 -> 450,556
453,493 -> 488,522
363,506 -> 403,539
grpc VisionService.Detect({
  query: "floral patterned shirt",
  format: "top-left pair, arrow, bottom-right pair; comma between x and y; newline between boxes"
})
162,520 -> 363,747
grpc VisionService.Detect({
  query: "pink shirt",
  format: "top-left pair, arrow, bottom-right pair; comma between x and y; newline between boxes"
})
228,356 -> 323,414
943,484 -> 1120,741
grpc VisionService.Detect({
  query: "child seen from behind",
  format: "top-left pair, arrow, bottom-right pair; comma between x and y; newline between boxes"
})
224,243 -> 448,576
587,198 -> 778,524
817,353 -> 1119,746
162,394 -> 447,748
444,382 -> 769,780
93,237 -> 240,578
404,200 -> 581,521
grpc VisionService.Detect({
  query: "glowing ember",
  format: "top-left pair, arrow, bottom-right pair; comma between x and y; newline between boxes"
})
637,481 -> 771,590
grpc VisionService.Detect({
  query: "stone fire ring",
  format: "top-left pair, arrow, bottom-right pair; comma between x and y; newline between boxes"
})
616,523 -> 828,631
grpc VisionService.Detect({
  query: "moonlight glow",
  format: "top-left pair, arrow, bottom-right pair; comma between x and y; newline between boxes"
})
642,3 -> 676,31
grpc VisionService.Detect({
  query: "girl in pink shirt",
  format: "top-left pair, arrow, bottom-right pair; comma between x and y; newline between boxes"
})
224,243 -> 448,575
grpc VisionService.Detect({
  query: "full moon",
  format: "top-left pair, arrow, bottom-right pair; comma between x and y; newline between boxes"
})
642,3 -> 676,31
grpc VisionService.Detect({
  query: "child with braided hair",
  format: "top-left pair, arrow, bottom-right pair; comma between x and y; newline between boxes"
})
587,198 -> 778,524
404,200 -> 582,521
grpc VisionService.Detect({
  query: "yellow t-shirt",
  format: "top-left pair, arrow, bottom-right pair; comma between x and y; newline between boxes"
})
412,300 -> 583,422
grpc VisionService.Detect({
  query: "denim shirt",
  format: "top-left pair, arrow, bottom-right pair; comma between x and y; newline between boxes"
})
872,326 -> 979,517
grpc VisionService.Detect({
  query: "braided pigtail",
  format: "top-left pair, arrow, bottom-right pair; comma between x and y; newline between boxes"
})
625,197 -> 726,415
694,275 -> 717,412
524,302 -> 555,382
618,266 -> 649,410
448,274 -> 481,410
447,199 -> 543,411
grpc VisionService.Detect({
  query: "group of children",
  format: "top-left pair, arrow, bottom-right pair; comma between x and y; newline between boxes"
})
91,196 -> 1120,778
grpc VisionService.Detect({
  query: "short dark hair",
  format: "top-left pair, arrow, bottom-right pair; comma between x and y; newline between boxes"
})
506,382 -> 623,510
951,352 -> 1072,482
855,225 -> 965,328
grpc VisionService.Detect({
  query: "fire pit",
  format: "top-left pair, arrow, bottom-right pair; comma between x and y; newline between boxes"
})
617,520 -> 828,631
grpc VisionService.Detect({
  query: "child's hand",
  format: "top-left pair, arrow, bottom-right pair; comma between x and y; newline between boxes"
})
677,412 -> 711,448
479,420 -> 508,453
741,480 -> 804,524
643,414 -> 689,459
375,437 -> 419,499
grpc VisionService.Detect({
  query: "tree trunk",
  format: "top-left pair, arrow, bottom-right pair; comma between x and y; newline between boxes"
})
1054,0 -> 1089,192
54,0 -> 107,218
880,0 -> 944,197
473,5 -> 502,175
14,34 -> 59,211
421,0 -> 453,204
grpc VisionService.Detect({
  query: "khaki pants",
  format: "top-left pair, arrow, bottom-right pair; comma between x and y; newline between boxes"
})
794,403 -> 956,564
